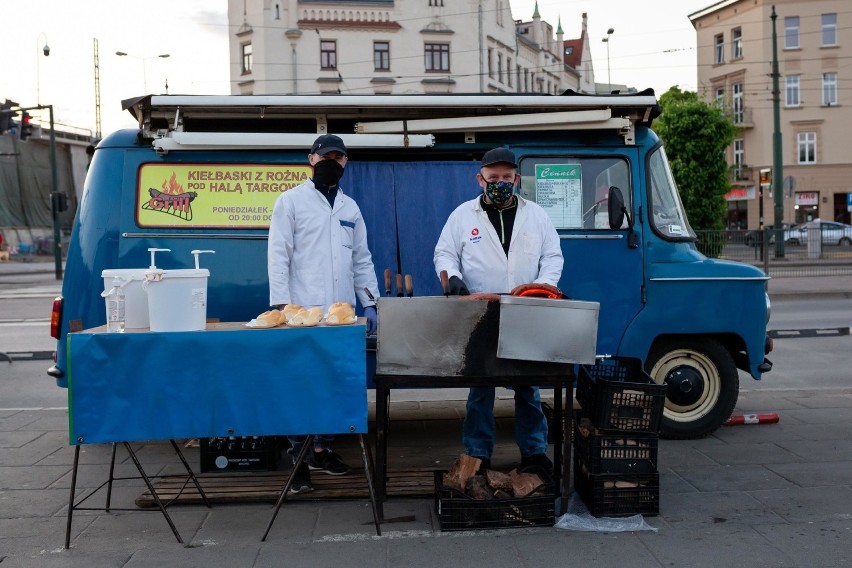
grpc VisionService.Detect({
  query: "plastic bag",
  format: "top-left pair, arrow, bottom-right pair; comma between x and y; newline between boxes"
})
554,493 -> 658,532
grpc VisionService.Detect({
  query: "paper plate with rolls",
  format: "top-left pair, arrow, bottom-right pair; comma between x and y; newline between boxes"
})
324,302 -> 358,326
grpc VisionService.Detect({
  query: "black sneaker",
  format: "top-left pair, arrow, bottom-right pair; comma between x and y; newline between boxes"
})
308,449 -> 350,475
520,453 -> 553,474
288,463 -> 314,494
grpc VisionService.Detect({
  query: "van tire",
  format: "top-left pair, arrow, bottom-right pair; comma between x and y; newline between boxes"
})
646,338 -> 739,440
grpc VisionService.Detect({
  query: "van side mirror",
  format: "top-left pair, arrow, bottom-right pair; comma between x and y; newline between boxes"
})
608,186 -> 638,248
608,187 -> 625,230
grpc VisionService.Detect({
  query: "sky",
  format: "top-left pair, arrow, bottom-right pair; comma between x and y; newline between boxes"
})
2,0 -> 712,137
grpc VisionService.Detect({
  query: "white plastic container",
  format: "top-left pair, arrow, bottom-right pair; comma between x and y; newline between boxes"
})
144,269 -> 211,331
142,248 -> 214,332
101,269 -> 150,329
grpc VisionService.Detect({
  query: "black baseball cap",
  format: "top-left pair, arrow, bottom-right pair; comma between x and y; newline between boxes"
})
481,147 -> 517,168
311,134 -> 347,156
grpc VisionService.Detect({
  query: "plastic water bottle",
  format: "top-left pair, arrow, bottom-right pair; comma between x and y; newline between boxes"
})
106,277 -> 126,332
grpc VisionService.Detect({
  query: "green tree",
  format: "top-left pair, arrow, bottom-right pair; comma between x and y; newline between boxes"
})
654,86 -> 737,233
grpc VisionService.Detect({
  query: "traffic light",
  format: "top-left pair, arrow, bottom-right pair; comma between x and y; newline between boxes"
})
19,111 -> 33,141
759,168 -> 771,186
0,99 -> 19,134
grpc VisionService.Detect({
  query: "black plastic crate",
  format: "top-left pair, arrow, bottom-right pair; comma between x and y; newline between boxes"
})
574,420 -> 658,474
574,455 -> 659,517
576,357 -> 666,433
200,436 -> 279,473
434,471 -> 555,530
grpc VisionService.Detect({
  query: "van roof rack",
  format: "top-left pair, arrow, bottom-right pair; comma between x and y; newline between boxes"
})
125,91 -> 660,152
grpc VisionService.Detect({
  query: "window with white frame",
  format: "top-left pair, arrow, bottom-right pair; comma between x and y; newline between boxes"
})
487,49 -> 493,78
785,75 -> 800,107
785,16 -> 799,49
507,57 -> 513,87
320,40 -> 337,69
374,41 -> 390,71
731,27 -> 743,59
241,43 -> 253,74
822,72 -> 837,105
715,86 -> 726,109
797,132 -> 816,164
714,34 -> 725,64
821,13 -> 837,46
497,52 -> 503,83
733,138 -> 745,175
732,82 -> 743,123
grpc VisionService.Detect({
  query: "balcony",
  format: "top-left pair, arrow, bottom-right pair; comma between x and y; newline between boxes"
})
730,164 -> 751,182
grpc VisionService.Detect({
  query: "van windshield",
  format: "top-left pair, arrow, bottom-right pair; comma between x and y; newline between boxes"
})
517,156 -> 631,230
648,147 -> 695,239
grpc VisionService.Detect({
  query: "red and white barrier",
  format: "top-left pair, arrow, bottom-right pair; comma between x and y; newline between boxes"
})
724,412 -> 780,426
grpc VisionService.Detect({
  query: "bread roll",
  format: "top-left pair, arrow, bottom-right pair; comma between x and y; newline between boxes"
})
281,304 -> 302,323
326,302 -> 355,324
255,309 -> 284,328
289,306 -> 323,326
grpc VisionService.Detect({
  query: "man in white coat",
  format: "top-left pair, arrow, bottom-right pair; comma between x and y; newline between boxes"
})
434,147 -> 563,473
268,134 -> 381,493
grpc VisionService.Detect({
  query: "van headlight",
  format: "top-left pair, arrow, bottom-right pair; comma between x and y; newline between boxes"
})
765,292 -> 771,324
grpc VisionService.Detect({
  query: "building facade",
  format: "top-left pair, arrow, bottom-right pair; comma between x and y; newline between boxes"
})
690,0 -> 850,229
227,0 -> 590,96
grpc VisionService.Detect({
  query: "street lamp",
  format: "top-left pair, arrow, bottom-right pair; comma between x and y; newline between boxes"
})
36,33 -> 50,106
601,28 -> 614,93
115,51 -> 170,93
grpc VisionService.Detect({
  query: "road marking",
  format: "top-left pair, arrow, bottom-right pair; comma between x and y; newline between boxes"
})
0,320 -> 51,326
768,327 -> 850,339
0,407 -> 68,411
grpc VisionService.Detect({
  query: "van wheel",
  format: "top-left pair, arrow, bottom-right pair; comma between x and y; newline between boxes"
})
646,338 -> 739,440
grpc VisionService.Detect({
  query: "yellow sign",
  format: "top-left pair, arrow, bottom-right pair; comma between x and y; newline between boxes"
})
136,164 -> 312,228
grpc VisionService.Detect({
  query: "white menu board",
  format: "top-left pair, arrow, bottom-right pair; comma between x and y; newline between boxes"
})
535,164 -> 583,229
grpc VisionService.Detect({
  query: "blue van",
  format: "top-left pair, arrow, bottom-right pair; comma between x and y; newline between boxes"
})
50,92 -> 772,439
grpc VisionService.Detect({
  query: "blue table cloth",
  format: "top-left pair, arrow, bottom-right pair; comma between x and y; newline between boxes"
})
67,322 -> 367,444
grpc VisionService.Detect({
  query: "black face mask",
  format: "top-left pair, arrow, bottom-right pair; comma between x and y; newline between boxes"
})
312,159 -> 345,186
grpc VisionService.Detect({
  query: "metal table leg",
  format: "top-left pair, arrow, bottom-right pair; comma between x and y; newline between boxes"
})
169,440 -> 211,508
64,445 -> 81,549
374,380 -> 390,506
123,442 -> 183,543
553,382 -> 563,492
261,434 -> 314,541
359,434 -> 382,535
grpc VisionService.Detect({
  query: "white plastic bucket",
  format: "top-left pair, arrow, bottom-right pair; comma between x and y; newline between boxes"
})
101,269 -> 149,329
143,269 -> 210,332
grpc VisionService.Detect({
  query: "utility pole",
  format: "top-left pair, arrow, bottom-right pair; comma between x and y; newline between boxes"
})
47,104 -> 61,279
94,38 -> 102,139
771,6 -> 785,258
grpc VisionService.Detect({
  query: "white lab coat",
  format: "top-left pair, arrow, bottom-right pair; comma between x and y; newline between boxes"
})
268,180 -> 380,311
434,195 -> 563,293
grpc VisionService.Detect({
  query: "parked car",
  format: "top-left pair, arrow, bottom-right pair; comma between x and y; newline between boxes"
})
784,219 -> 852,246
744,223 -> 795,246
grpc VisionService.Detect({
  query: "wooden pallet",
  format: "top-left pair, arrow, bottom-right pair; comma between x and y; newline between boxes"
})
135,467 -> 435,508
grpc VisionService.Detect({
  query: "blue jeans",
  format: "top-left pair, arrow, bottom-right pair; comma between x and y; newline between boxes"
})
462,385 -> 548,460
287,435 -> 334,463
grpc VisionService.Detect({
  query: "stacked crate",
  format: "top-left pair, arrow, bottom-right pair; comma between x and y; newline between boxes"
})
573,357 -> 666,517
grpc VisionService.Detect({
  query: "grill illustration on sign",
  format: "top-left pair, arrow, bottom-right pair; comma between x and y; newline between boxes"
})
143,187 -> 198,221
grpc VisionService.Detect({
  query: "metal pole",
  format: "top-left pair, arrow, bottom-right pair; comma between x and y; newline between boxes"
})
771,6 -> 785,258
47,104 -> 62,280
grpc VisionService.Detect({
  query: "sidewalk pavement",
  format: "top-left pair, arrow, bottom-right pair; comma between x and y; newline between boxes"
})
2,259 -> 851,566
2,380 -> 851,567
